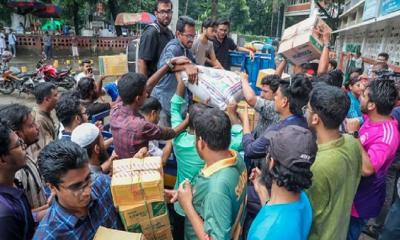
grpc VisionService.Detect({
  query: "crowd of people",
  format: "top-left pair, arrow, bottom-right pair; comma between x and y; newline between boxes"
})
1,0 -> 400,240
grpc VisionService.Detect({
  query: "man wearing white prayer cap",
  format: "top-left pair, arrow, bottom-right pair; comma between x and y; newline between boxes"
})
71,123 -> 117,174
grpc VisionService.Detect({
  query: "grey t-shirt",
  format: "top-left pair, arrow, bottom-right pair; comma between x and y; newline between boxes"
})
192,38 -> 214,66
253,97 -> 280,139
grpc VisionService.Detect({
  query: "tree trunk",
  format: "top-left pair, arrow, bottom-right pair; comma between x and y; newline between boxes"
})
211,0 -> 218,18
184,0 -> 189,15
108,0 -> 121,36
72,1 -> 80,35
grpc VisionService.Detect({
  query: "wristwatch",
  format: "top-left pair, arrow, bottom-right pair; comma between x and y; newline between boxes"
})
166,59 -> 174,72
349,131 -> 359,139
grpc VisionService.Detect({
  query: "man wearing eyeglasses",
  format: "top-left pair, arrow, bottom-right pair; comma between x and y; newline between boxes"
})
138,0 -> 175,78
34,140 -> 122,240
0,121 -> 35,240
0,104 -> 48,222
151,15 -> 199,127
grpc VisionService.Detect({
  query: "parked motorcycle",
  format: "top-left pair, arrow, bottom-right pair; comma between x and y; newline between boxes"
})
0,51 -> 37,95
0,69 -> 37,95
35,59 -> 75,90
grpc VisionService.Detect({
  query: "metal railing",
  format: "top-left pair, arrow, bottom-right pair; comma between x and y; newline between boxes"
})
287,0 -> 311,6
343,0 -> 363,12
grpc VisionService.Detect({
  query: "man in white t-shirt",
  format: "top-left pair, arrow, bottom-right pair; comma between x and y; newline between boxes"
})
74,59 -> 93,83
191,18 -> 222,68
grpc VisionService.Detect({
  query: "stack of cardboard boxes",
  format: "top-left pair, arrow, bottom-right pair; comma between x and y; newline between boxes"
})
111,157 -> 173,240
278,15 -> 332,65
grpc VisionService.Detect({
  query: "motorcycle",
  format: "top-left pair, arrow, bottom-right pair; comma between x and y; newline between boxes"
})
0,69 -> 37,95
35,59 -> 76,90
0,51 -> 37,95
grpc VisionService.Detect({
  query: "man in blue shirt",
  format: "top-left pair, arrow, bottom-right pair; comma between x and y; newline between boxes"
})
0,121 -> 35,240
34,140 -> 122,240
241,74 -> 313,162
247,125 -> 317,240
151,16 -> 199,127
239,74 -> 312,237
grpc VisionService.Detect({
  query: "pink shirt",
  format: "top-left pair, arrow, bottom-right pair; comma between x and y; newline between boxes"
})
352,114 -> 399,218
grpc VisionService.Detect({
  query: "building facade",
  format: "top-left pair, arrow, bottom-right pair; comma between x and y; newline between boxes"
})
335,0 -> 400,68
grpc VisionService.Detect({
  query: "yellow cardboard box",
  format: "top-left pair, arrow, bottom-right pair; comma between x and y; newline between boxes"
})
119,201 -> 167,231
111,157 -> 164,207
125,213 -> 171,240
111,171 -> 145,206
256,69 -> 291,89
119,203 -> 150,228
93,226 -> 144,240
98,54 -> 128,76
128,218 -> 154,235
153,227 -> 173,240
150,213 -> 170,230
237,101 -> 256,130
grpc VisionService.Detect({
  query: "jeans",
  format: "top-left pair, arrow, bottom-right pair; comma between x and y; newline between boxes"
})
9,44 -> 16,56
242,186 -> 261,240
369,165 -> 400,233
168,204 -> 185,240
347,217 -> 368,240
44,45 -> 52,59
380,195 -> 400,240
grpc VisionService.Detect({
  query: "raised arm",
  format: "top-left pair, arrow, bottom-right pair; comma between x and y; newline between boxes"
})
317,28 -> 331,75
146,56 -> 191,94
275,58 -> 287,77
240,72 -> 257,107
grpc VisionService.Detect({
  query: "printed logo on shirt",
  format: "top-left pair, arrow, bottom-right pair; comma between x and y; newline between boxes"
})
235,170 -> 247,200
383,123 -> 395,145
360,133 -> 368,144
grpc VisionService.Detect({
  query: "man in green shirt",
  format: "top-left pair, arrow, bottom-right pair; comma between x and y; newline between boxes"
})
304,83 -> 362,240
167,75 -> 244,239
167,107 -> 247,240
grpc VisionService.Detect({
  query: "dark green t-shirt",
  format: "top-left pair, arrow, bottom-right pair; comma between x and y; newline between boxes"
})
184,151 -> 247,240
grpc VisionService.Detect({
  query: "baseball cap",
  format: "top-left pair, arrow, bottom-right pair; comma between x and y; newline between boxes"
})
269,125 -> 317,172
71,123 -> 100,148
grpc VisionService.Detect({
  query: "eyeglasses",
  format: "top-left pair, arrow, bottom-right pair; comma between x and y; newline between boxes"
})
157,10 -> 173,16
59,173 -> 92,197
181,33 -> 196,40
9,138 -> 27,151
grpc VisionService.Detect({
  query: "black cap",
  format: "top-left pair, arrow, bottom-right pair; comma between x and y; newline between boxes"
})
270,125 -> 317,172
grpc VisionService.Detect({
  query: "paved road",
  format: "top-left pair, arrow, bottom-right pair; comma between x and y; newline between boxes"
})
0,92 -> 36,107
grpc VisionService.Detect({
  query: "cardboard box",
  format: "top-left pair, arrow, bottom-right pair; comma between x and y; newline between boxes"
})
111,157 -> 164,207
278,16 -> 332,65
149,213 -> 170,231
153,227 -> 173,240
98,54 -> 128,76
112,157 -> 171,239
124,213 -> 171,240
256,69 -> 290,88
119,201 -> 167,230
127,218 -> 153,235
238,101 -> 256,130
93,226 -> 144,240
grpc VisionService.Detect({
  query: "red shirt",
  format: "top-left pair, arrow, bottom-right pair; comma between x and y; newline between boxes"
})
110,103 -> 175,158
